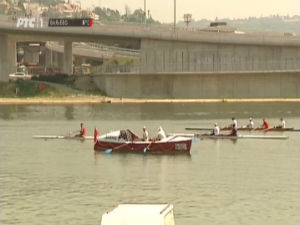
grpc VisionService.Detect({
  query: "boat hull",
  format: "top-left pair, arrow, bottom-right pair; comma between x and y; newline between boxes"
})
94,139 -> 192,154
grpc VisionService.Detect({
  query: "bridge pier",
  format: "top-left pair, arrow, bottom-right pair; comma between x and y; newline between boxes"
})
24,48 -> 40,64
63,41 -> 73,75
0,34 -> 17,82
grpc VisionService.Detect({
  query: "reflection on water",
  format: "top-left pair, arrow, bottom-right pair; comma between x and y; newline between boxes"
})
0,102 -> 299,121
64,105 -> 75,120
0,103 -> 299,225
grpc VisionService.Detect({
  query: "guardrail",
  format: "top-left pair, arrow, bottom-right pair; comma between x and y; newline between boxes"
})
92,64 -> 140,74
91,60 -> 300,74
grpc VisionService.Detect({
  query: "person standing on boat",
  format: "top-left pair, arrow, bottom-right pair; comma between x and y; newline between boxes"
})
142,126 -> 149,141
75,123 -> 86,137
247,117 -> 254,129
156,126 -> 166,141
275,118 -> 286,128
262,118 -> 269,129
211,123 -> 220,135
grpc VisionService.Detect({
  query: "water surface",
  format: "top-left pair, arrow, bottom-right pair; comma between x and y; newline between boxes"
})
0,103 -> 299,225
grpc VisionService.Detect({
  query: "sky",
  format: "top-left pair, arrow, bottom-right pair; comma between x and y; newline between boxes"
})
78,0 -> 300,23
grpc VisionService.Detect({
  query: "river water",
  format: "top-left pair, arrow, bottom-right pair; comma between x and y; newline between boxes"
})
0,103 -> 299,225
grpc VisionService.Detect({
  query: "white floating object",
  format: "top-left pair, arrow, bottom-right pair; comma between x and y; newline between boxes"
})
100,204 -> 175,225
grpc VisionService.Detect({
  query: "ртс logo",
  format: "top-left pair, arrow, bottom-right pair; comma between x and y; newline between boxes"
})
16,18 -> 43,28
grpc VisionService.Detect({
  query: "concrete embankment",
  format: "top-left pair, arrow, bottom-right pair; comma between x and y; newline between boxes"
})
74,70 -> 300,99
0,97 -> 299,105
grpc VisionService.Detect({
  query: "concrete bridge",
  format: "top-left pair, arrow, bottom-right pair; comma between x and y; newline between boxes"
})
0,15 -> 299,85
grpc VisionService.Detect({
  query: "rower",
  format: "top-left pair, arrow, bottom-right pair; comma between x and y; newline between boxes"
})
247,117 -> 254,129
275,118 -> 286,128
156,126 -> 166,141
230,122 -> 238,136
142,126 -> 149,141
262,118 -> 269,129
231,117 -> 238,128
211,123 -> 220,135
75,123 -> 86,137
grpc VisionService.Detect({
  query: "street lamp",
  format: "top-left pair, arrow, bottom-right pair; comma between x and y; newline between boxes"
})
144,0 -> 146,24
174,0 -> 176,32
183,13 -> 192,29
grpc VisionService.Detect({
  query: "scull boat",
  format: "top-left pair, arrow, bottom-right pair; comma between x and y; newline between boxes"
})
186,127 -> 300,132
33,135 -> 93,140
94,129 -> 192,154
168,133 -> 288,140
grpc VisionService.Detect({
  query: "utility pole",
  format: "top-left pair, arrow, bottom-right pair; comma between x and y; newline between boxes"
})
144,0 -> 146,24
174,0 -> 176,32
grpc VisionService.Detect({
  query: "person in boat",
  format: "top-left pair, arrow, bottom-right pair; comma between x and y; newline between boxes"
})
262,118 -> 269,129
275,118 -> 286,128
229,122 -> 238,136
156,126 -> 166,141
247,117 -> 254,129
229,117 -> 238,129
211,123 -> 220,135
75,123 -> 86,137
142,126 -> 149,141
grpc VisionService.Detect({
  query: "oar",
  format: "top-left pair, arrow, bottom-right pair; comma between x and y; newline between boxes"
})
185,127 -> 213,131
68,130 -> 80,137
143,141 -> 153,154
105,142 -> 129,154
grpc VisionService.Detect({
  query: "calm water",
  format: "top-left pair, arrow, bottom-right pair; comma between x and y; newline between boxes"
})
0,103 -> 299,225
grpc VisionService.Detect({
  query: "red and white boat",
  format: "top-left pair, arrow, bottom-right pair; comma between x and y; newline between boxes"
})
94,129 -> 192,154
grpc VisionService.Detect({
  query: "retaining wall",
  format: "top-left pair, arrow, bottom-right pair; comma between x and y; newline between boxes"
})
74,71 -> 300,99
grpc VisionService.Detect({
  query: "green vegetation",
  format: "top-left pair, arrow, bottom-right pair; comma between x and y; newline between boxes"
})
93,6 -> 160,25
0,81 -> 59,98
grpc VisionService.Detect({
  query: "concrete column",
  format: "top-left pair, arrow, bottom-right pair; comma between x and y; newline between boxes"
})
0,34 -> 17,82
63,41 -> 73,75
45,49 -> 52,68
24,48 -> 40,64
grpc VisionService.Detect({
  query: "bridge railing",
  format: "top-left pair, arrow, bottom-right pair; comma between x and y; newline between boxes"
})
91,60 -> 300,74
142,60 -> 300,73
92,64 -> 140,74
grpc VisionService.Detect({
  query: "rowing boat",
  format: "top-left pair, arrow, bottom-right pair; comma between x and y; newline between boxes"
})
168,133 -> 288,140
185,127 -> 300,132
33,135 -> 94,140
94,129 -> 192,154
197,134 -> 288,140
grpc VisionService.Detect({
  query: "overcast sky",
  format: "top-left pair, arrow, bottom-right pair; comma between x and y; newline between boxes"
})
79,0 -> 300,23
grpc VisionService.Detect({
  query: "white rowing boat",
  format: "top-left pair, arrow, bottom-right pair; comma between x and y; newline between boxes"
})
32,135 -> 94,140
168,133 -> 288,140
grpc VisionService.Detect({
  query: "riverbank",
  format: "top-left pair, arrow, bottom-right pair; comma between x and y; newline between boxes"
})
0,96 -> 299,104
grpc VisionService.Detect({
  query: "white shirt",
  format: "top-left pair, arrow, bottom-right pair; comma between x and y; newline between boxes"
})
281,120 -> 286,128
157,130 -> 166,140
143,130 -> 149,141
248,120 -> 254,128
233,119 -> 238,128
214,126 -> 220,135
